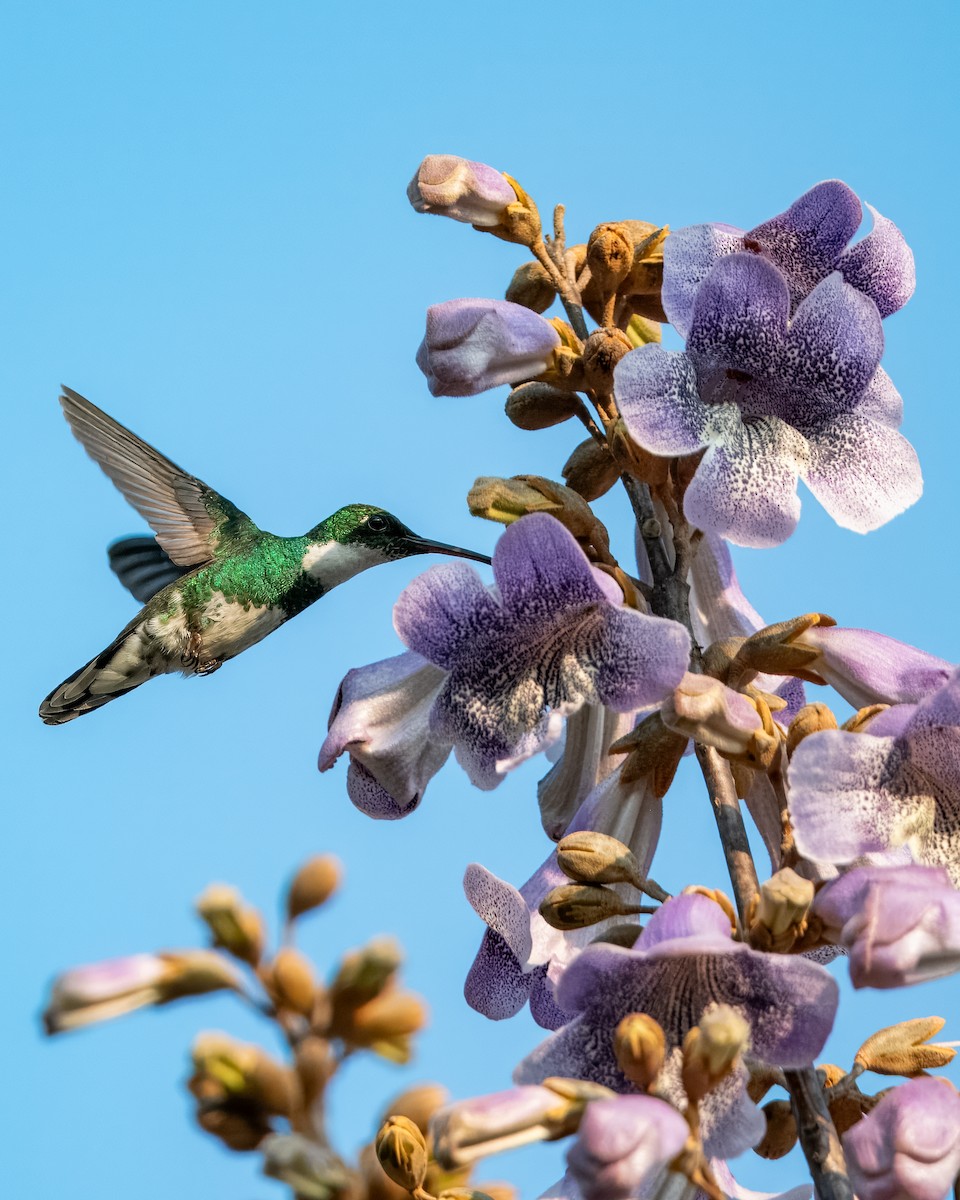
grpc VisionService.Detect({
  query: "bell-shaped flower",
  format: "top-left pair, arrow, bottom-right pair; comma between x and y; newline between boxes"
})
515,893 -> 838,1156
812,863 -> 960,988
431,1083 -> 586,1168
407,154 -> 517,226
662,179 -> 915,337
393,514 -> 691,790
464,761 -> 664,1029
319,651 -> 450,820
615,255 -> 922,547
789,667 -> 960,885
416,298 -> 561,397
43,951 -> 240,1033
565,1095 -> 689,1200
843,1077 -> 960,1200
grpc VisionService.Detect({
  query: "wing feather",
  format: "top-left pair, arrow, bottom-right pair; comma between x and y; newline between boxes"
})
60,387 -> 252,566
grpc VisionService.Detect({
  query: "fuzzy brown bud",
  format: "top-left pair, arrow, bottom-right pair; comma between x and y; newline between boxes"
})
749,868 -> 815,953
613,1013 -> 666,1090
730,613 -> 836,689
556,831 -> 642,887
580,328 -> 633,394
375,1114 -> 428,1192
786,702 -> 839,756
539,883 -> 641,931
348,992 -> 428,1043
504,381 -> 578,430
331,937 -> 403,1007
285,855 -> 341,922
586,223 -> 635,297
269,947 -> 318,1016
481,173 -> 542,247
681,1004 -> 750,1102
196,1098 -> 272,1151
195,885 -> 265,966
754,1099 -> 798,1159
505,261 -> 556,313
609,420 -> 670,485
381,1083 -> 449,1134
561,438 -> 620,501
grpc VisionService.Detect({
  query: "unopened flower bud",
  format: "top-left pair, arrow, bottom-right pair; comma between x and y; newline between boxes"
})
293,1037 -> 336,1108
432,1085 -> 587,1169
562,437 -> 620,501
504,381 -> 578,430
557,831 -> 642,887
681,1004 -> 750,1102
613,1013 -> 666,1090
661,674 -> 777,768
625,314 -> 662,347
539,883 -> 642,931
375,1114 -> 428,1191
262,1133 -> 352,1199
331,936 -> 403,1007
269,947 -> 318,1016
730,613 -> 835,687
196,1098 -> 272,1151
468,476 -> 562,525
754,1099 -> 798,1159
191,1031 -> 298,1116
285,855 -> 341,922
195,884 -> 265,965
348,991 -> 428,1043
505,261 -> 557,313
841,703 -> 889,733
581,328 -> 633,393
786,702 -> 838,756
407,155 -> 516,227
750,868 -> 815,952
483,173 -> 542,247
381,1083 -> 449,1134
586,223 -> 635,296
591,923 -> 643,948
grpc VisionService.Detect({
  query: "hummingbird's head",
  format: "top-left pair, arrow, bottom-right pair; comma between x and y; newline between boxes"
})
306,504 -> 490,583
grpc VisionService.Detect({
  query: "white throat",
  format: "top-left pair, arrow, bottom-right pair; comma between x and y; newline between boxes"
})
301,540 -> 387,589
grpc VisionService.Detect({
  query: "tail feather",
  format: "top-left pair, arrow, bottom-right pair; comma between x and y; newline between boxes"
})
40,627 -> 154,725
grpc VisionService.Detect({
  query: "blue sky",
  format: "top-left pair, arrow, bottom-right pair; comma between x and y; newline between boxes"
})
4,2 -> 959,1196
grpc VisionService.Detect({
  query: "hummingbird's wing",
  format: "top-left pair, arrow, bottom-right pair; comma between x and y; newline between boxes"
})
108,536 -> 194,603
60,387 -> 255,566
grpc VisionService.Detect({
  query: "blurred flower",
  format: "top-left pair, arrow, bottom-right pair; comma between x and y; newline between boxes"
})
407,155 -> 516,226
565,1095 -> 689,1200
662,180 -> 914,336
789,667 -> 960,885
394,514 -> 690,789
615,255 -> 921,547
416,299 -> 560,397
843,1077 -> 960,1200
812,863 -> 960,987
43,950 -> 240,1034
319,650 -> 450,819
432,1084 -> 582,1168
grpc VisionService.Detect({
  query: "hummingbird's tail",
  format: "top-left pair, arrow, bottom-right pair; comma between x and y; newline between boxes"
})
40,626 -> 154,725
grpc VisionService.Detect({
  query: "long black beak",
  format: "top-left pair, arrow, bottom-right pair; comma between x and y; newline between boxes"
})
404,534 -> 491,565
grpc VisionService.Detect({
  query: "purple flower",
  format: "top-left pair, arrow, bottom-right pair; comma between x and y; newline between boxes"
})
393,514 -> 691,790
662,180 -> 915,337
464,761 -> 664,1029
416,298 -> 561,397
319,651 -> 449,819
407,154 -> 517,226
615,255 -> 922,547
789,667 -> 960,885
431,1084 -> 584,1167
813,864 -> 960,988
843,1077 -> 960,1200
515,893 -> 838,1156
565,1095 -> 689,1200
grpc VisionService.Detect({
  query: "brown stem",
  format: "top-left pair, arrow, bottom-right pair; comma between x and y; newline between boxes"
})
783,1068 -> 854,1200
531,238 -> 589,341
694,744 -> 760,925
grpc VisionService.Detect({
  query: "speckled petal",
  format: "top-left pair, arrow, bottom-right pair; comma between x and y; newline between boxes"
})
747,180 -> 862,307
838,204 -> 916,318
661,222 -> 745,338
614,345 -> 716,455
683,414 -> 806,548
394,561 -> 499,669
493,512 -> 608,613
346,759 -> 421,819
464,929 -> 533,1020
686,253 -> 790,377
464,863 -> 534,965
803,413 -> 922,533
855,366 -> 903,429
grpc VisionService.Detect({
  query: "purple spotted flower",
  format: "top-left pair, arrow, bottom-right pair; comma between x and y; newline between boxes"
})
813,863 -> 960,988
843,1077 -> 960,1200
407,154 -> 517,226
393,514 -> 691,790
565,1095 -> 689,1200
662,179 -> 915,337
515,893 -> 838,1156
416,298 -> 560,397
789,667 -> 960,885
319,651 -> 449,819
615,254 -> 922,547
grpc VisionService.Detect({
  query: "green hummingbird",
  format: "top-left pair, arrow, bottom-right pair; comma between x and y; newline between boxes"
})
40,387 -> 491,725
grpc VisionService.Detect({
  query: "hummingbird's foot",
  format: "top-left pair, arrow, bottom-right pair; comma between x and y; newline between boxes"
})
196,657 -> 222,676
182,630 -> 204,669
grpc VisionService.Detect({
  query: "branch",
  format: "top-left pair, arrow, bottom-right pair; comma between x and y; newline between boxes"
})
693,743 -> 759,926
783,1068 -> 854,1200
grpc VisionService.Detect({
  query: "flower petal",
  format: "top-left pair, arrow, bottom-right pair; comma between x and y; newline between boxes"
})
493,513 -> 607,613
464,863 -> 534,965
394,561 -> 499,669
855,366 -> 903,429
661,222 -> 746,338
614,345 -> 715,455
687,253 -> 790,378
346,759 -> 421,819
838,203 -> 916,319
464,929 -> 533,1020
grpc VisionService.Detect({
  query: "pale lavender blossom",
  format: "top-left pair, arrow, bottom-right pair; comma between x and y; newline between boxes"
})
319,651 -> 450,819
393,514 -> 691,789
464,762 -> 663,1028
660,673 -> 765,758
565,1095 -> 689,1200
407,154 -> 516,226
515,893 -> 838,1156
416,298 -> 560,396
843,1077 -> 960,1200
431,1085 -> 578,1167
813,863 -> 960,987
662,180 -> 915,337
615,254 -> 922,547
789,667 -> 960,885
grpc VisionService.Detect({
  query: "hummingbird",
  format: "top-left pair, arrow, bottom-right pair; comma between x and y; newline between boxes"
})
40,387 -> 491,725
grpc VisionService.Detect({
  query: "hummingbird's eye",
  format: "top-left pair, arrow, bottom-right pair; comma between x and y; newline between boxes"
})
367,514 -> 389,533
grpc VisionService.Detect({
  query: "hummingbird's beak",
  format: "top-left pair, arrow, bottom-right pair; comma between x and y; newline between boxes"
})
403,534 -> 491,565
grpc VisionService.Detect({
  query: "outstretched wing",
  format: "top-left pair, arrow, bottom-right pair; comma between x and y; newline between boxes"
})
60,386 -> 255,566
108,535 -> 194,603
